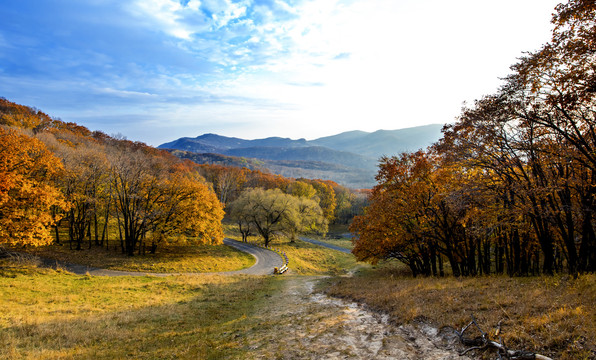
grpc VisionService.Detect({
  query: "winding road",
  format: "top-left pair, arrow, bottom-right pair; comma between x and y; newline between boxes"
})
39,236 -> 349,277
40,239 -> 284,276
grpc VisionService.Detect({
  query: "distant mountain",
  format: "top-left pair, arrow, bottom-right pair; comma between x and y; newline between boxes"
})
159,124 -> 444,188
310,124 -> 444,158
224,146 -> 377,170
160,133 -> 309,152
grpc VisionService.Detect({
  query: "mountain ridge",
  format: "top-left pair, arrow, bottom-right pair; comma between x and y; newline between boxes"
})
159,124 -> 444,188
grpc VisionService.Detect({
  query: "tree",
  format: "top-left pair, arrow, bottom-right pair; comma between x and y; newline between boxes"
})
287,180 -> 317,199
299,179 -> 337,223
53,142 -> 109,250
229,188 -> 327,247
146,165 -> 225,253
109,148 -> 225,256
0,128 -> 68,246
197,165 -> 246,207
351,151 -> 450,277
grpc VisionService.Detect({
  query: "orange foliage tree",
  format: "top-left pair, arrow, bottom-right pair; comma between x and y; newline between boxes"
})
0,128 -> 68,246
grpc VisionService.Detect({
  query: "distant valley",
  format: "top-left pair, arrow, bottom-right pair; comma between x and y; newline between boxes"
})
159,124 -> 444,189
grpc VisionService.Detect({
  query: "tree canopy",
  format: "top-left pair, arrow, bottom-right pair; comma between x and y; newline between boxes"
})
0,128 -> 68,246
229,188 -> 327,247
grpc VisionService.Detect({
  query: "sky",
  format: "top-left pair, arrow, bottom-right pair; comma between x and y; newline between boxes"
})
0,0 -> 561,146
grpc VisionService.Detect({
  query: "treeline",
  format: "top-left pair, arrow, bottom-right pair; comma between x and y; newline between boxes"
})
0,98 -> 224,255
352,0 -> 596,277
195,163 -> 369,227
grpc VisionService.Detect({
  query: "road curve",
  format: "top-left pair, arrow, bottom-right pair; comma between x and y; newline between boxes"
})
39,238 -> 283,276
299,236 -> 352,254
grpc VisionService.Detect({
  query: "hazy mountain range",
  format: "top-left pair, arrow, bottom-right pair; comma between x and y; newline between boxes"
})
159,124 -> 444,188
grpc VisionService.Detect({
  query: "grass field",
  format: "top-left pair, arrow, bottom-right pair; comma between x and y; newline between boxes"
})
307,236 -> 354,250
0,259 -> 279,359
5,223 -> 594,359
21,242 -> 255,273
322,262 -> 596,360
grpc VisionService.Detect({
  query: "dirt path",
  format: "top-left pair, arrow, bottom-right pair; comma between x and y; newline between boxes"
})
245,276 -> 470,359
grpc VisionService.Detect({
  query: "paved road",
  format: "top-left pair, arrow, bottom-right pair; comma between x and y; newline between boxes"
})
220,239 -> 284,275
39,239 -> 283,276
299,236 -> 352,254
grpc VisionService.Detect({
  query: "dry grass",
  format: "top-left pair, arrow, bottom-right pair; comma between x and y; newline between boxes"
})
19,241 -> 255,273
309,236 -> 354,250
323,263 -> 596,360
272,238 -> 358,275
0,259 -> 276,359
223,222 -> 360,275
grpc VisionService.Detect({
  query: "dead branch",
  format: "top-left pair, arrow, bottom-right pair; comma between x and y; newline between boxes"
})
454,315 -> 553,360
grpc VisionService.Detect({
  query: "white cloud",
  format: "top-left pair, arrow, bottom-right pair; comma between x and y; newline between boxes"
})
128,0 -> 251,40
171,0 -> 562,139
97,87 -> 158,99
130,0 -> 194,39
9,0 -> 560,145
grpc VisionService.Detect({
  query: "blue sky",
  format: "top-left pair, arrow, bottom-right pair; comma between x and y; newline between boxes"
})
1,0 -> 560,146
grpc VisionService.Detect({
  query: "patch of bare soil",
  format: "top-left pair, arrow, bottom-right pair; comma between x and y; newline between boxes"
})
246,277 -> 471,359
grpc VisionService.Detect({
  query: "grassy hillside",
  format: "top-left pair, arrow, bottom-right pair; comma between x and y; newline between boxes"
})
0,261 -> 276,359
22,242 -> 255,273
323,265 -> 596,360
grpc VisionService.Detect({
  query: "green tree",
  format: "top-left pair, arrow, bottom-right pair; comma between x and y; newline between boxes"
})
229,188 -> 327,247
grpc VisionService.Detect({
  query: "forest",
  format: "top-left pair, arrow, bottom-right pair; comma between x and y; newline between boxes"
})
0,101 -> 366,257
351,0 -> 596,277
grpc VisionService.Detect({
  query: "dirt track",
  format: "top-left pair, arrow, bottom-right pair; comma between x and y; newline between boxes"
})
244,276 -> 470,360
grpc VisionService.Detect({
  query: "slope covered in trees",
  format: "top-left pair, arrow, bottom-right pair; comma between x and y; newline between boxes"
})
351,0 -> 596,277
170,150 -> 375,189
0,98 -> 225,254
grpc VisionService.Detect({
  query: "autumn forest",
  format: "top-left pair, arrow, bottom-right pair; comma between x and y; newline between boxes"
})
2,1 -> 596,359
1,0 -> 596,281
0,97 -> 368,258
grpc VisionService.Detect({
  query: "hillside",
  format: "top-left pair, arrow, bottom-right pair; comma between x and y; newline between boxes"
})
159,124 -> 444,188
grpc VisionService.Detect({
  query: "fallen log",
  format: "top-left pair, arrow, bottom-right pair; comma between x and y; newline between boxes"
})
454,315 -> 553,360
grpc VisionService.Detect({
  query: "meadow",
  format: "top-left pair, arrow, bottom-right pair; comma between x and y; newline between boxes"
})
24,241 -> 255,273
323,263 -> 596,360
0,260 -> 277,359
2,229 -> 595,359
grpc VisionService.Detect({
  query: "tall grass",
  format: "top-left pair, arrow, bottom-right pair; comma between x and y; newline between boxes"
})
22,242 -> 255,273
323,263 -> 596,360
0,260 -> 275,359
